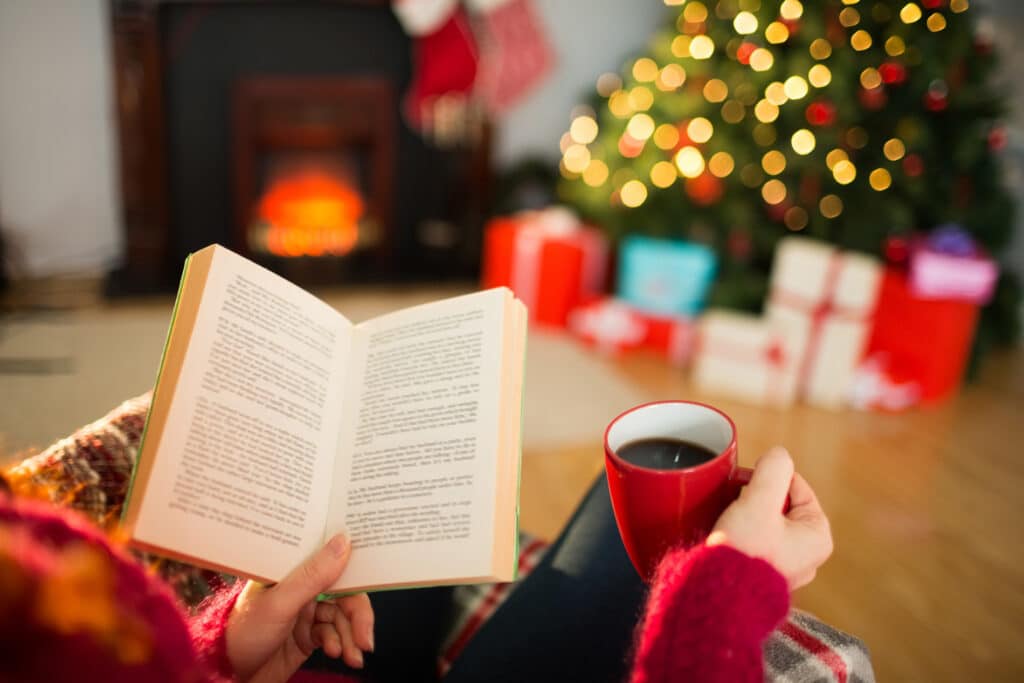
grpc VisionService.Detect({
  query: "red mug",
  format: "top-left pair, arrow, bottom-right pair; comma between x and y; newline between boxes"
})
604,400 -> 753,581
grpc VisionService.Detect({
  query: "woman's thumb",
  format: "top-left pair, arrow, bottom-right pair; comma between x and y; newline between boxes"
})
268,535 -> 350,616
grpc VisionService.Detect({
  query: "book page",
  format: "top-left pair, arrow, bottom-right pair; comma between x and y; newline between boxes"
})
133,247 -> 351,581
324,288 -> 511,590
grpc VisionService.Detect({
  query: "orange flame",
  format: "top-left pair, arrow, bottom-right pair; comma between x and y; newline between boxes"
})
256,169 -> 364,257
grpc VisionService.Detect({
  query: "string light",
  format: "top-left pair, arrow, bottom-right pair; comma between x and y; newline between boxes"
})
840,8 -> 861,26
766,22 -> 790,44
927,13 -> 947,31
632,58 -> 659,83
826,149 -> 849,170
722,100 -> 746,123
785,206 -> 809,230
672,35 -> 692,58
810,38 -> 833,60
809,64 -> 832,88
755,99 -> 780,123
654,123 -> 680,150
766,82 -> 788,105
664,0 -> 685,5
609,90 -> 632,117
833,160 -> 857,184
650,161 -> 679,188
820,194 -> 844,218
749,48 -> 774,71
570,116 -> 599,144
851,30 -> 873,50
658,64 -> 687,90
629,87 -> 654,111
674,146 -> 706,178
791,129 -> 816,155
583,159 -> 609,187
734,11 -> 759,34
762,150 -> 787,175
754,124 -> 777,146
596,73 -> 622,97
784,76 -> 809,100
951,0 -> 969,12
621,180 -> 649,208
559,160 -> 578,180
703,79 -> 729,102
563,145 -> 591,173
559,132 -> 573,153
709,151 -> 735,177
762,179 -> 787,204
886,36 -> 906,56
690,35 -> 716,59
860,68 -> 883,89
687,117 -> 714,143
869,168 -> 892,190
627,113 -> 656,140
884,138 -> 907,160
780,0 -> 804,20
900,3 -> 922,23
684,1 -> 709,23
619,134 -> 644,158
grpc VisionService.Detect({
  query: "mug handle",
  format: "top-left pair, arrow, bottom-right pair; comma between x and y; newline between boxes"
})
731,466 -> 793,514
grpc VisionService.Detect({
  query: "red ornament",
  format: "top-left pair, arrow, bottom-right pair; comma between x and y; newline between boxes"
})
727,229 -> 753,261
780,18 -> 801,36
879,62 -> 907,85
884,236 -> 911,266
988,125 -> 1008,151
903,154 -> 924,177
859,86 -> 887,110
765,199 -> 790,222
673,121 -> 695,152
805,100 -> 837,126
921,0 -> 943,8
736,42 -> 757,65
685,172 -> 724,206
923,91 -> 948,112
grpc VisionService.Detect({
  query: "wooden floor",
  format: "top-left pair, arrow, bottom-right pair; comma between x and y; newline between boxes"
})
519,346 -> 1024,682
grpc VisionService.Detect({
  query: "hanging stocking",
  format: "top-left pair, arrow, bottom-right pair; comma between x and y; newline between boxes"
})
469,0 -> 555,114
393,0 -> 479,139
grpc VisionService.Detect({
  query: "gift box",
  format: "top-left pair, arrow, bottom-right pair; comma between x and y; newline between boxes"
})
909,225 -> 999,304
481,207 -> 609,327
567,298 -> 648,354
860,269 -> 979,404
692,310 -> 796,406
568,298 -> 696,366
617,236 -> 717,317
765,237 -> 882,409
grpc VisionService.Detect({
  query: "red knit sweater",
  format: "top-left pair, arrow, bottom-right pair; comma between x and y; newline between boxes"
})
0,497 -> 789,683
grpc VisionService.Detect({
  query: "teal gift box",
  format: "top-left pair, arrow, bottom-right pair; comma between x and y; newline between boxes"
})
617,236 -> 717,316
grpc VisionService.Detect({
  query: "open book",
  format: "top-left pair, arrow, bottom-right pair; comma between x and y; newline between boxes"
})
122,245 -> 527,593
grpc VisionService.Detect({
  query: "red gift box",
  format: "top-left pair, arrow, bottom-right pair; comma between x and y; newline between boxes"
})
567,298 -> 647,353
863,269 -> 979,403
640,313 -> 697,367
481,208 -> 608,328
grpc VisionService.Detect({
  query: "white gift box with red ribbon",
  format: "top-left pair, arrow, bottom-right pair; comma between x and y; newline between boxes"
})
692,310 -> 796,406
765,238 -> 882,409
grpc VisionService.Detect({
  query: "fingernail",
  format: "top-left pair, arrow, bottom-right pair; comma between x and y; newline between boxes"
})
328,534 -> 349,557
354,650 -> 364,668
367,630 -> 375,652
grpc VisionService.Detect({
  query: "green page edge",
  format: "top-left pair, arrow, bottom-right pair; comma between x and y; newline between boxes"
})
120,253 -> 193,526
320,303 -> 529,600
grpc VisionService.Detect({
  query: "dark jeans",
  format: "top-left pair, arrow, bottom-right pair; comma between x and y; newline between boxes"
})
307,474 -> 647,682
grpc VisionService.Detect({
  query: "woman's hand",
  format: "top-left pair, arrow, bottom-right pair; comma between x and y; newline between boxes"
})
225,534 -> 375,683
708,447 -> 833,590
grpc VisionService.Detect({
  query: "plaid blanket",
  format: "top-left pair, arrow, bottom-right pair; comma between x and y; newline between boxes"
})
6,395 -> 874,682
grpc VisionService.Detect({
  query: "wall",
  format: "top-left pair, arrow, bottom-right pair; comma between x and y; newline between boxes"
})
494,0 -> 667,165
0,0 -> 122,277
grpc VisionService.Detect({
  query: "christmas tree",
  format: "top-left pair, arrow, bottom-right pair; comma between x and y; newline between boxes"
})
558,0 -> 1019,358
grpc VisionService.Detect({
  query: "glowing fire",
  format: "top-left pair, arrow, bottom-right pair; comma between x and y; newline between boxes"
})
252,168 -> 364,257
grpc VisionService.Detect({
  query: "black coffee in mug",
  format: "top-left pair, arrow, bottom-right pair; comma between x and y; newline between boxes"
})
616,438 -> 717,470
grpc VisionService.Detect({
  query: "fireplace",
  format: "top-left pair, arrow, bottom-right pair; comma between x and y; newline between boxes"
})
108,0 -> 491,293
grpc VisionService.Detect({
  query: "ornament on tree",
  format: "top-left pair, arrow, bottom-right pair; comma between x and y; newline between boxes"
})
806,100 -> 837,126
859,86 -> 887,111
685,172 -> 724,206
884,236 -> 911,266
727,229 -> 753,261
988,125 -> 1008,151
879,62 -> 908,85
924,79 -> 949,112
903,153 -> 925,177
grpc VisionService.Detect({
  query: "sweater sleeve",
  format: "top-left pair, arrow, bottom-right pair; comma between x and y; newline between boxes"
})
189,580 -> 246,683
629,544 -> 790,683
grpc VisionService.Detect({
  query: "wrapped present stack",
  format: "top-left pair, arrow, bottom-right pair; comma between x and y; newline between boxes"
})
481,207 -> 608,328
693,237 -> 882,409
851,227 -> 998,411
